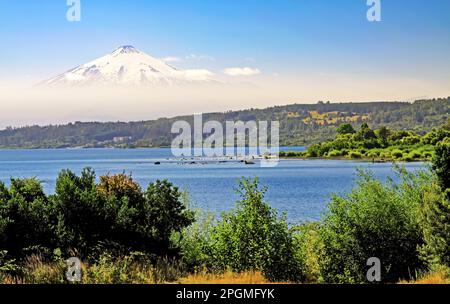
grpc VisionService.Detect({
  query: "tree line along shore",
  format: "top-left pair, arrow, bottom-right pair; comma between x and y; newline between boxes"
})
280,120 -> 450,162
0,98 -> 448,149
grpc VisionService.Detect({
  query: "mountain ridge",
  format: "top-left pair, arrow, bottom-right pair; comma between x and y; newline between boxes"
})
0,98 -> 448,148
39,45 -> 217,87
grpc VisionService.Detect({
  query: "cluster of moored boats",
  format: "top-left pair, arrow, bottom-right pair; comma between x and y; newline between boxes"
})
153,155 -> 278,166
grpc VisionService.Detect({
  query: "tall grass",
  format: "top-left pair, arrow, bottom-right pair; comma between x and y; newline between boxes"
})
180,271 -> 271,284
1,254 -> 186,284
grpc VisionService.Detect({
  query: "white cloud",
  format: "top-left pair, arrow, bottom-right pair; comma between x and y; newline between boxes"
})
161,56 -> 181,63
178,69 -> 215,81
224,67 -> 261,77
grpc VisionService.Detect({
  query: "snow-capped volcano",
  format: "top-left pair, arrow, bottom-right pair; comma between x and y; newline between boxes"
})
40,45 -> 216,87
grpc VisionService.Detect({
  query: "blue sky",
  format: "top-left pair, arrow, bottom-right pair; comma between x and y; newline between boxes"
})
0,0 -> 449,128
1,0 -> 449,83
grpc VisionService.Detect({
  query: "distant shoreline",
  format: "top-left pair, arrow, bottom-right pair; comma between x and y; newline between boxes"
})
1,98 -> 448,151
279,155 -> 428,163
0,146 -> 427,164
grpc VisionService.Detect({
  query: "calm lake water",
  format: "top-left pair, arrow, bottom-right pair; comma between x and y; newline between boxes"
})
0,148 -> 425,224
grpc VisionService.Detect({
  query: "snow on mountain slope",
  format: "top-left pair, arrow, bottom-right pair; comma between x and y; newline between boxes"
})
40,45 -> 217,87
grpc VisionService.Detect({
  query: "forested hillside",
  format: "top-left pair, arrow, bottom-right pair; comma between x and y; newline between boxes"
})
0,97 -> 448,148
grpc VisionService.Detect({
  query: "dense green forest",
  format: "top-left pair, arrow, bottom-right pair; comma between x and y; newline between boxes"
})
280,120 -> 450,162
0,97 -> 448,148
1,132 -> 450,284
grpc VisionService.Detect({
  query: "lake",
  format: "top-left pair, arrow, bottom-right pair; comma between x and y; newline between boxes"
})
0,148 -> 425,224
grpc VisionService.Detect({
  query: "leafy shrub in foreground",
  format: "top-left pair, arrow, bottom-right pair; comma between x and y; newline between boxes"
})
175,208 -> 216,272
208,178 -> 305,282
319,169 -> 428,283
432,139 -> 450,192
52,168 -> 106,257
292,223 -> 324,283
0,168 -> 195,263
0,178 -> 55,258
53,169 -> 194,259
420,140 -> 450,268
419,184 -> 450,269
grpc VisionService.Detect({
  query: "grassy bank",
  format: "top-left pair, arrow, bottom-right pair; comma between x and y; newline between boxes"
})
2,259 -> 448,284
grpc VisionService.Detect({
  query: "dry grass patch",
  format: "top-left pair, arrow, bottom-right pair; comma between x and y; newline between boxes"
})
179,271 -> 273,284
399,271 -> 450,284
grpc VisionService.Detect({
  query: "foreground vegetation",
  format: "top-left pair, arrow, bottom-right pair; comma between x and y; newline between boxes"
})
281,120 -> 450,162
0,98 -> 448,148
1,129 -> 450,284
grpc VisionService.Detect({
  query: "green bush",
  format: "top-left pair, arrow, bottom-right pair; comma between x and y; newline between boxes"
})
53,169 -> 194,258
433,139 -> 450,191
391,149 -> 403,159
282,151 -> 303,157
359,149 -> 367,155
175,208 -> 216,272
409,150 -> 422,159
319,169 -> 428,283
0,250 -> 17,274
419,140 -> 450,268
0,168 -> 195,264
292,223 -> 324,283
419,184 -> 450,269
356,123 -> 377,141
51,168 -> 106,257
208,178 -> 305,282
367,151 -> 379,158
348,151 -> 362,159
306,145 -> 320,157
0,178 -> 55,258
421,129 -> 450,145
401,136 -> 421,145
337,124 -> 356,135
402,155 -> 414,162
379,151 -> 391,159
340,149 -> 349,156
327,150 -> 342,157
304,123 -> 447,163
423,151 -> 434,160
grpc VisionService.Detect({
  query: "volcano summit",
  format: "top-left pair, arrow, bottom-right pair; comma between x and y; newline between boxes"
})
40,45 -> 217,87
